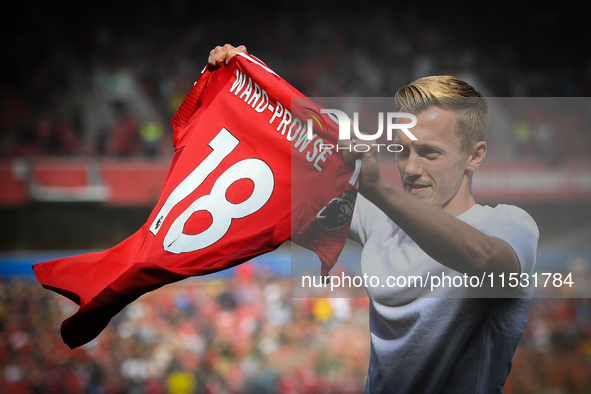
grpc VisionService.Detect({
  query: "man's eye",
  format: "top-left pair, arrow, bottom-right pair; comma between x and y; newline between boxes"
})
423,149 -> 440,157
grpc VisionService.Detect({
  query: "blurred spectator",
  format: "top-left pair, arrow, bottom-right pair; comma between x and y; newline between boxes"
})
108,103 -> 141,157
533,121 -> 554,158
513,120 -> 533,156
140,120 -> 165,157
166,368 -> 196,394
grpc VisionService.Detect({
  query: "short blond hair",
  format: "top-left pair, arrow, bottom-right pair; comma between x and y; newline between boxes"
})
395,76 -> 489,152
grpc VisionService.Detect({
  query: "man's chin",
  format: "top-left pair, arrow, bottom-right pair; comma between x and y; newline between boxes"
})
404,189 -> 441,207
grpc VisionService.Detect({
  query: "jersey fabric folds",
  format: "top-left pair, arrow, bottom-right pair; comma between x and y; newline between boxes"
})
33,53 -> 358,349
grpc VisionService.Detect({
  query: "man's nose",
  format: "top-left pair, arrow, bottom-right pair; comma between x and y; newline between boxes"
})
404,152 -> 422,177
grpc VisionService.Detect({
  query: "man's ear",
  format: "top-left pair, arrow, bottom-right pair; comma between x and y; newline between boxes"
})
466,141 -> 487,171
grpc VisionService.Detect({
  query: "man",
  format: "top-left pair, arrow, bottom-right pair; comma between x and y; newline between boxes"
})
208,44 -> 538,393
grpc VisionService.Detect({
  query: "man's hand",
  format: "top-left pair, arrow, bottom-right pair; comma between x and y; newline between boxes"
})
338,121 -> 385,198
208,44 -> 248,68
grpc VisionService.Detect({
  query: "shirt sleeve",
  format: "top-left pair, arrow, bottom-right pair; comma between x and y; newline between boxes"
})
349,194 -> 389,247
480,204 -> 540,294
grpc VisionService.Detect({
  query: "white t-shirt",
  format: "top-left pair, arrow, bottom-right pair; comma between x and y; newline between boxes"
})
349,195 -> 539,394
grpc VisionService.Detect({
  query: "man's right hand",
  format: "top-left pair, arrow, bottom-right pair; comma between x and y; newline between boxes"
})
208,44 -> 248,68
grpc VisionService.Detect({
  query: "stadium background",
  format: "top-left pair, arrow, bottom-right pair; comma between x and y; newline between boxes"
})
1,2 -> 590,393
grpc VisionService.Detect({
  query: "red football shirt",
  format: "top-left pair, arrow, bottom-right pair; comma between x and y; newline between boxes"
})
33,53 -> 358,348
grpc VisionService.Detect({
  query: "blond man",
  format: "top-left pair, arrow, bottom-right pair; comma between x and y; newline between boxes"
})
209,45 -> 538,394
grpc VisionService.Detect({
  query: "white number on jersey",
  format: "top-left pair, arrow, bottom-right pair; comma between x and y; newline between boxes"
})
149,127 -> 274,253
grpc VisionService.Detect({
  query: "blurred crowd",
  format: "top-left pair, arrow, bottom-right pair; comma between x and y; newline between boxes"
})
509,298 -> 591,393
1,268 -> 590,394
2,3 -> 590,160
0,266 -> 371,394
